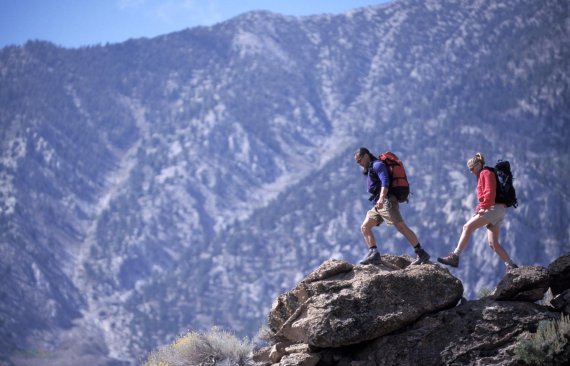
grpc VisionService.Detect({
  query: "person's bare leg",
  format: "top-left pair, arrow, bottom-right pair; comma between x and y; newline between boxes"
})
438,214 -> 489,267
455,214 -> 489,254
361,217 -> 380,248
394,221 -> 419,247
487,224 -> 513,263
360,216 -> 382,264
395,220 -> 430,265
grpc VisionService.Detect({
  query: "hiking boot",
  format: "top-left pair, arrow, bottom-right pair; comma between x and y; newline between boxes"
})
360,248 -> 381,265
507,263 -> 519,270
437,252 -> 459,268
411,248 -> 430,265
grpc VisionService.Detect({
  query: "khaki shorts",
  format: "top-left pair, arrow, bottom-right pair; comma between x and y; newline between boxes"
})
366,195 -> 403,226
480,204 -> 506,227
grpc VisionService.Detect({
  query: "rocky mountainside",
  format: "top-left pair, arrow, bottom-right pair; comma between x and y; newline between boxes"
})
254,253 -> 570,365
1,0 -> 569,364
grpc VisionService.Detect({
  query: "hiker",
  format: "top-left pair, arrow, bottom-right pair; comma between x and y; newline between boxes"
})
437,153 -> 518,269
354,147 -> 430,265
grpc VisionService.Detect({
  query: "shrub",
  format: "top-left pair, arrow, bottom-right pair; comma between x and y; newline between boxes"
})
255,324 -> 276,345
145,327 -> 254,366
477,287 -> 492,299
514,314 -> 570,365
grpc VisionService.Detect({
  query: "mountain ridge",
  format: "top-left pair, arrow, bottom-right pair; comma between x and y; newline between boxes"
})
1,0 -> 569,364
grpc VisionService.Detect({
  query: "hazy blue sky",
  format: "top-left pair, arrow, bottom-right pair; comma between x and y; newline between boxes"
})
1,0 -> 391,49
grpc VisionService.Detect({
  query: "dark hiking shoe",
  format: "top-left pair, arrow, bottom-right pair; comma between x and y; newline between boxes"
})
411,248 -> 430,265
360,248 -> 381,265
507,263 -> 519,270
437,252 -> 459,268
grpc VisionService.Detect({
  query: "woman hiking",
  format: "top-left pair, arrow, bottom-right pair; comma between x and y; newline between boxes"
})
354,147 -> 430,266
438,153 -> 518,269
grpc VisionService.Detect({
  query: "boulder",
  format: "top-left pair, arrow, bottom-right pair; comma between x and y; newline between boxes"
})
268,259 -> 353,335
548,252 -> 570,295
284,343 -> 313,354
378,254 -> 412,269
551,289 -> 570,314
269,344 -> 285,363
491,265 -> 550,301
256,253 -> 570,366
251,346 -> 272,364
253,343 -> 317,365
268,258 -> 463,348
278,352 -> 320,366
335,299 -> 559,366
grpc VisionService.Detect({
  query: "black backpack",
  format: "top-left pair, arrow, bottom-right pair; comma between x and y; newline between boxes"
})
484,160 -> 518,208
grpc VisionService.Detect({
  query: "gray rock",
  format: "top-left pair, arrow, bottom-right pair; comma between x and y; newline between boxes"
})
284,343 -> 313,354
278,352 -> 320,366
551,289 -> 570,314
252,346 -> 272,364
337,299 -> 560,366
491,265 -> 550,301
269,258 -> 463,347
303,259 -> 354,284
548,252 -> 570,296
255,256 -> 570,366
256,254 -> 570,366
269,344 -> 285,363
378,254 -> 412,269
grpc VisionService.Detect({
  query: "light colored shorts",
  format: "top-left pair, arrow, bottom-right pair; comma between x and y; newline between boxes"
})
366,195 -> 403,226
480,204 -> 506,227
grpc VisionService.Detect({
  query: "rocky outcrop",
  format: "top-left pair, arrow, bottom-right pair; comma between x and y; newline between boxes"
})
491,265 -> 550,301
549,253 -> 570,296
255,253 -> 570,366
329,299 -> 557,366
547,253 -> 570,316
268,259 -> 463,348
551,289 -> 570,314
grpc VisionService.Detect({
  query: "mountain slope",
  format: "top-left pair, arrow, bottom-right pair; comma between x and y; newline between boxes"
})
0,0 -> 569,363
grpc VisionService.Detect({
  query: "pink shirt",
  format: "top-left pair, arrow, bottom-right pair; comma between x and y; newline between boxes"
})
476,169 -> 496,212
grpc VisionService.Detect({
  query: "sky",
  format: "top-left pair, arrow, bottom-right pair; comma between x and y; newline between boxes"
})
0,0 -> 392,49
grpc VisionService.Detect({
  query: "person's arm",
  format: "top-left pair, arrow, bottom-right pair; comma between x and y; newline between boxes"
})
477,170 -> 496,213
376,187 -> 389,208
374,162 -> 390,208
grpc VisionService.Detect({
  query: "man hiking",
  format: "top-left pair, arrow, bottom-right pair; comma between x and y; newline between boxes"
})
354,147 -> 430,265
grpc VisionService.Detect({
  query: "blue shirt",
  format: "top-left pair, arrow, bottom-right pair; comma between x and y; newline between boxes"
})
367,160 -> 389,195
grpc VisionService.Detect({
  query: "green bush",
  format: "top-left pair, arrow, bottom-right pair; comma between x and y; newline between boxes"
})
145,327 -> 254,366
477,287 -> 492,299
514,314 -> 570,365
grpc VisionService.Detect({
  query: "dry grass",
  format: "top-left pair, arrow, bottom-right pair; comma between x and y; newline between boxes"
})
145,327 -> 253,366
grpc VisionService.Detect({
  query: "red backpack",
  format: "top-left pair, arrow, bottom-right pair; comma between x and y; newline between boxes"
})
378,151 -> 410,203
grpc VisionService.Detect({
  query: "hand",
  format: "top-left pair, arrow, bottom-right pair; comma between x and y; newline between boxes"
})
375,199 -> 384,209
